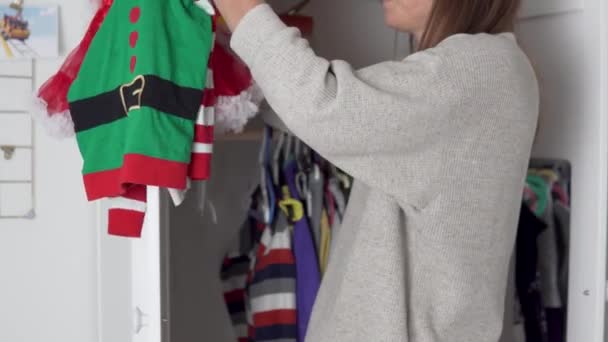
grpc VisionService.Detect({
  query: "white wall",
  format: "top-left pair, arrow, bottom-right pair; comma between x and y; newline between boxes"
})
3,1 -> 604,342
0,2 -> 101,341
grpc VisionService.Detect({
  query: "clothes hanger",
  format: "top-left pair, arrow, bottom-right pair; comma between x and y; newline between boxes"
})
194,0 -> 215,15
266,127 -> 279,224
325,187 -> 335,226
259,126 -> 272,224
272,131 -> 286,186
529,158 -> 571,183
527,159 -> 572,208
327,164 -> 350,190
282,134 -> 294,168
304,144 -> 313,172
338,171 -> 351,190
294,137 -> 303,171
266,165 -> 277,224
289,136 -> 312,216
529,168 -> 560,184
295,169 -> 311,217
328,177 -> 346,219
284,0 -> 310,14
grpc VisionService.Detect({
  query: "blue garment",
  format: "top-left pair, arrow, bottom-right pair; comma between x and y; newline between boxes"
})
284,161 -> 321,342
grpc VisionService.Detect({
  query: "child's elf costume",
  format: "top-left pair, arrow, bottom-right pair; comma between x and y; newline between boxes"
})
33,1 -> 261,138
33,1 -> 263,237
68,0 -> 214,237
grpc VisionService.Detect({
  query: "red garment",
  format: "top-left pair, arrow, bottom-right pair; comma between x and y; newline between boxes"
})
35,4 -> 261,138
212,41 -> 252,97
34,8 -> 258,237
36,0 -> 112,117
108,16 -> 218,238
211,18 -> 263,134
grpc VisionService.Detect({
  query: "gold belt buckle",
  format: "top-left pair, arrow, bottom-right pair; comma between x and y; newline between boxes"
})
119,75 -> 146,116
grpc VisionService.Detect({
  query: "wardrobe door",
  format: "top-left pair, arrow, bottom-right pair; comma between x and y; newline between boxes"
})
131,187 -> 164,342
97,187 -> 164,342
96,199 -> 132,342
515,0 -> 608,340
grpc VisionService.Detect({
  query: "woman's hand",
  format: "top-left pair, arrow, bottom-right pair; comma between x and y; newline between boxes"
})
214,0 -> 264,32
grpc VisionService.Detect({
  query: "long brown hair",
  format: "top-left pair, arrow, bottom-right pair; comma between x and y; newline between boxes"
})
418,0 -> 521,50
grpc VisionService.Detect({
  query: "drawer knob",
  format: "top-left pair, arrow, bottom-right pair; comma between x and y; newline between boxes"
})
0,145 -> 15,160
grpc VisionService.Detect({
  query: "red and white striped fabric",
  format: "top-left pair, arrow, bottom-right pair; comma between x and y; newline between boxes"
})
106,13 -> 263,237
107,184 -> 147,237
190,67 -> 216,182
167,17 -> 217,207
109,19 -> 217,237
244,213 -> 298,341
34,4 -> 239,238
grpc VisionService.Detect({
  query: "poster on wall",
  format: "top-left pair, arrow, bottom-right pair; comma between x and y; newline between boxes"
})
0,1 -> 59,59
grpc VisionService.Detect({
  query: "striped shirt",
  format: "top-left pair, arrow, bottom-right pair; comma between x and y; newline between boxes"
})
222,198 -> 298,342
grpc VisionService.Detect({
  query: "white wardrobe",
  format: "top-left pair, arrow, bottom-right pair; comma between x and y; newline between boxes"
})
96,0 -> 608,341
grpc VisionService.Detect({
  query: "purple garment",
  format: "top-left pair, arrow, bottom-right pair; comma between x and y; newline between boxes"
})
284,161 -> 321,342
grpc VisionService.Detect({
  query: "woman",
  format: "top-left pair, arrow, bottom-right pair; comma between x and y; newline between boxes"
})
216,0 -> 539,340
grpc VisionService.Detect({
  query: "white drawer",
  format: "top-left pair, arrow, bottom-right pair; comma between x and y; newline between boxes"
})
0,77 -> 32,112
0,114 -> 32,146
0,147 -> 32,181
0,182 -> 33,218
0,60 -> 32,77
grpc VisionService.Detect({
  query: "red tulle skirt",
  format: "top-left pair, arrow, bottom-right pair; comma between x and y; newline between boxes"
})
35,5 -> 263,137
36,0 -> 113,116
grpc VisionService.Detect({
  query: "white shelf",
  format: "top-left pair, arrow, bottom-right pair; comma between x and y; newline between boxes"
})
520,0 -> 584,18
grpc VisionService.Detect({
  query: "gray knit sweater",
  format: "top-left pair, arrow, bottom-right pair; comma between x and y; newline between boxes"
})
231,4 -> 539,341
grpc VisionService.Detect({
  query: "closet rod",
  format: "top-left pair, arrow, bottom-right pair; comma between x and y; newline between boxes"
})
218,130 -> 264,141
218,106 -> 293,141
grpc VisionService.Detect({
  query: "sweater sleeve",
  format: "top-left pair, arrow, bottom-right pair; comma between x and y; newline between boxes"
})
230,4 -> 460,208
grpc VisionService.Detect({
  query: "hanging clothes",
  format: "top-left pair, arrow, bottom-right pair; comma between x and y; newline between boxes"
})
516,203 -> 548,342
536,193 -> 562,309
318,209 -> 331,275
247,209 -> 298,342
221,128 -> 353,341
66,0 -> 214,237
222,190 -> 299,342
221,218 -> 258,342
527,169 -> 568,342
515,161 -> 571,342
284,160 -> 321,342
526,174 -> 549,216
308,164 -> 324,257
553,201 -> 570,305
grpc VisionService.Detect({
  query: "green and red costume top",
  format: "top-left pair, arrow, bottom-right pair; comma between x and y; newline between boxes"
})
67,0 -> 214,237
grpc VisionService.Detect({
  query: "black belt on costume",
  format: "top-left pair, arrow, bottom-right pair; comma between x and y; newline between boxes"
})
70,74 -> 203,132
